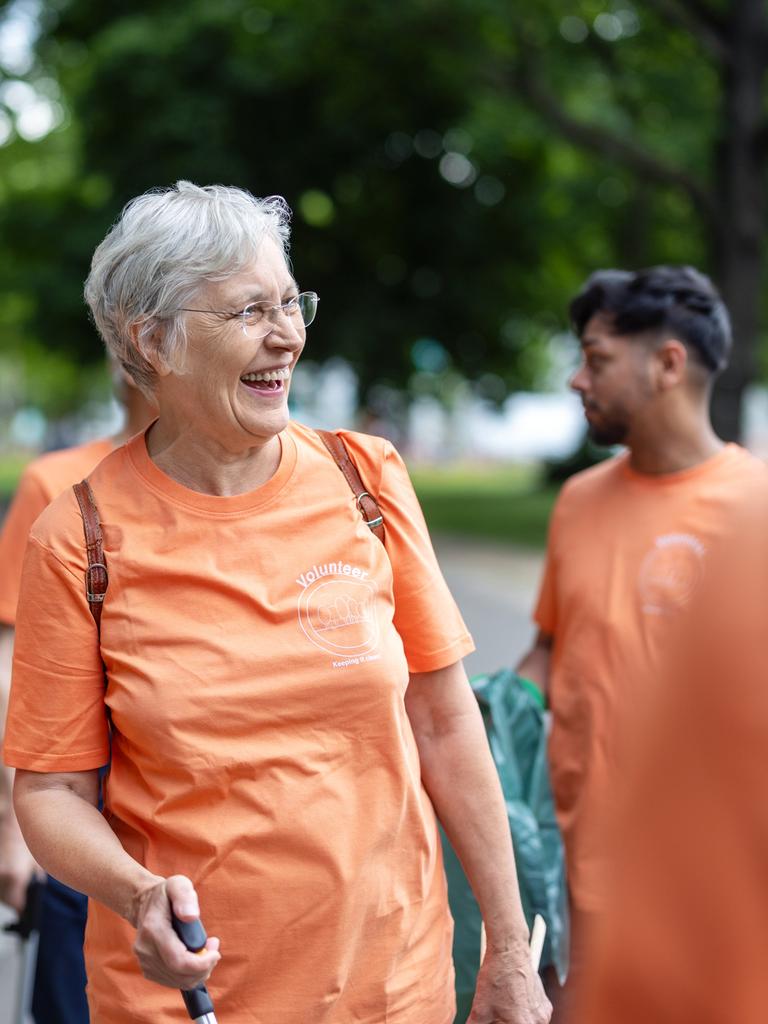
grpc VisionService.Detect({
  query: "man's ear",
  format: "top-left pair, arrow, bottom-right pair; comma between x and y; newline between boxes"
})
654,338 -> 688,390
128,320 -> 170,378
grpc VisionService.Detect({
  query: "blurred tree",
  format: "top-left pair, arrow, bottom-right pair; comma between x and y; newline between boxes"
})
0,0 -> 765,433
491,0 -> 768,439
4,0 -> 562,411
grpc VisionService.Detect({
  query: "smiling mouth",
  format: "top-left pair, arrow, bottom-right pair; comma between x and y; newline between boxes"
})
240,368 -> 290,393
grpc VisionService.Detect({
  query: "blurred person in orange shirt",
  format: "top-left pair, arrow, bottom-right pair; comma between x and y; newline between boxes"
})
0,367 -> 154,1023
574,473 -> 768,1024
515,266 -> 768,1019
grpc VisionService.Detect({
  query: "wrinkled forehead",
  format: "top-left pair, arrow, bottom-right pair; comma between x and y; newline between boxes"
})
201,239 -> 297,305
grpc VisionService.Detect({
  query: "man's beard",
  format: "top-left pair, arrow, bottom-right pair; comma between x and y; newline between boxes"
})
586,412 -> 629,447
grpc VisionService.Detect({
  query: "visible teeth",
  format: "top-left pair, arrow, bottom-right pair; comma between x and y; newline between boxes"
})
241,368 -> 290,382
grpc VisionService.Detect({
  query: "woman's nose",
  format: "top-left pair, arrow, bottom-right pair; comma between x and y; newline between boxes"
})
263,315 -> 305,350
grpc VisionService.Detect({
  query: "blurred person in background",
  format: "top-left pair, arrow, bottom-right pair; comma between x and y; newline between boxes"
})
4,182 -> 550,1024
574,471 -> 768,1023
515,266 -> 768,1019
0,368 -> 154,1023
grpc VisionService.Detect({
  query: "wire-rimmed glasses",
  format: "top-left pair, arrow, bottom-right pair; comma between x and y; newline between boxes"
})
177,291 -> 319,336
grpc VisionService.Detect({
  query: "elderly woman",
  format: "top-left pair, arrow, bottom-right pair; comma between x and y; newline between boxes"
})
5,182 -> 550,1024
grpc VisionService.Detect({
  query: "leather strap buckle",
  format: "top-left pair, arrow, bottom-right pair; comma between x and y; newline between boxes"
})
86,562 -> 108,602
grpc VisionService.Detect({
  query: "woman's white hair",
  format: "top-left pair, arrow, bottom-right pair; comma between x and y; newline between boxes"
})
84,181 -> 292,395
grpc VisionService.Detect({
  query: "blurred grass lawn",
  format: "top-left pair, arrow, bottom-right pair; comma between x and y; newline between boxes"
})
0,454 -> 31,502
409,463 -> 557,549
1,454 -> 558,548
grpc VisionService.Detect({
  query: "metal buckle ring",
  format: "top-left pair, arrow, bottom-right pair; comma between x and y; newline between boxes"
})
86,562 -> 108,602
365,515 -> 384,530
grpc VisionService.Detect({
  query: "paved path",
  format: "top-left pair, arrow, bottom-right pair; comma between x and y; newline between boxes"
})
0,537 -> 543,1023
433,535 -> 543,677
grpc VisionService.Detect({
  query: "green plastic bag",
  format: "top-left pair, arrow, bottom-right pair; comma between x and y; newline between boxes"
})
442,668 -> 569,1022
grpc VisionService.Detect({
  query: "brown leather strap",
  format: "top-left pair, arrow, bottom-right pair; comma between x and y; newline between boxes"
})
72,480 -> 108,630
316,430 -> 385,543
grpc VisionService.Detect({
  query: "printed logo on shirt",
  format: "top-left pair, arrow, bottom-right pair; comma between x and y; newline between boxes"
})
638,533 -> 706,615
296,562 -> 380,658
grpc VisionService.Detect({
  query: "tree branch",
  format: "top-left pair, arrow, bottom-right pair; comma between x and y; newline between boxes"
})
642,0 -> 729,63
515,64 -> 718,225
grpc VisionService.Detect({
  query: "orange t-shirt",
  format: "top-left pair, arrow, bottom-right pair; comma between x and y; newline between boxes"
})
0,438 -> 114,625
4,421 -> 474,1024
576,472 -> 768,1023
534,443 -> 767,912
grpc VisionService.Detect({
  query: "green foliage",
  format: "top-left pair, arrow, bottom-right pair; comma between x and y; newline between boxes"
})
409,463 -> 557,548
0,452 -> 30,501
0,0 -> 762,419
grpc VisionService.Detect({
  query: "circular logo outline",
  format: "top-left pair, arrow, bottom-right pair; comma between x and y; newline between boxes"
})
638,532 -> 705,615
298,575 -> 380,656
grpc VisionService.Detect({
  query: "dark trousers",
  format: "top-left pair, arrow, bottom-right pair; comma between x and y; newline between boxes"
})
31,876 -> 89,1024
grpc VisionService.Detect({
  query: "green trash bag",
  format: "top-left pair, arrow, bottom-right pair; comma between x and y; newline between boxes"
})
441,668 -> 569,1022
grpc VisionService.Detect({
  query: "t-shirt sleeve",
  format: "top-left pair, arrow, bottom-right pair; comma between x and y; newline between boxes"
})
3,508 -> 110,772
533,551 -> 557,637
358,438 -> 474,673
0,467 -> 50,626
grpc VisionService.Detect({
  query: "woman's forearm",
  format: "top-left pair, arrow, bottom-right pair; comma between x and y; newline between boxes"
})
406,664 -> 529,952
14,769 -> 160,924
409,667 -> 528,946
407,663 -> 552,1023
420,718 -> 529,950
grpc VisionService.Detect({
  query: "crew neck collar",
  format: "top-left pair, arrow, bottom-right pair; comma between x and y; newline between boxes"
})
126,421 -> 297,514
620,442 -> 740,486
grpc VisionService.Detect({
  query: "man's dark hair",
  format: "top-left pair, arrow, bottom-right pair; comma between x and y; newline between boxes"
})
569,266 -> 732,374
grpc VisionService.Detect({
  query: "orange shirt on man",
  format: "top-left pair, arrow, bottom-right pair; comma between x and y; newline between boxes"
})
534,443 -> 767,913
4,422 -> 474,1024
575,467 -> 768,1023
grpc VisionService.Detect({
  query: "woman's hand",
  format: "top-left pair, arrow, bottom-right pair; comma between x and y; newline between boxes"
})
468,945 -> 552,1024
13,769 -> 220,989
132,874 -> 221,989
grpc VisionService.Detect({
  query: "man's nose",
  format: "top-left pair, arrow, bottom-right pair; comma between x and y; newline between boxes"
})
569,365 -> 588,392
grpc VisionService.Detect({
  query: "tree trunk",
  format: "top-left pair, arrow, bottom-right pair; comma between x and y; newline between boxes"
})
711,0 -> 767,442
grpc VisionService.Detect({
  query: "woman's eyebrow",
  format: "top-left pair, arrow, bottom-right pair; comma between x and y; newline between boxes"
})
230,288 -> 265,306
230,280 -> 299,306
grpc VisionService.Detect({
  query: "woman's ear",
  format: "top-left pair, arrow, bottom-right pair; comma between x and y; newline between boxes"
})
128,320 -> 171,378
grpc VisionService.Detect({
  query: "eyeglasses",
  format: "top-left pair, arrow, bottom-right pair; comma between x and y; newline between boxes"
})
177,291 -> 319,335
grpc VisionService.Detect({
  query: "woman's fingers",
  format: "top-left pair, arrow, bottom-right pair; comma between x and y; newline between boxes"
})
132,876 -> 221,988
166,873 -> 200,921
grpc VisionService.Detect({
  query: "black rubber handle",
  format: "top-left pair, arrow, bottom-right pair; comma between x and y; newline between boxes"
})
181,985 -> 215,1018
171,909 -> 215,1021
171,913 -> 208,952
